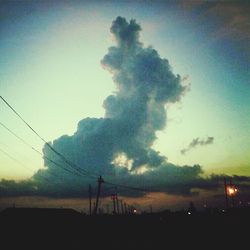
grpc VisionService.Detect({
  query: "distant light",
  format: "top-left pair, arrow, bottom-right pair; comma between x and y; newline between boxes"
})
228,187 -> 234,195
133,209 -> 137,213
222,209 -> 225,212
188,212 -> 191,215
227,186 -> 238,196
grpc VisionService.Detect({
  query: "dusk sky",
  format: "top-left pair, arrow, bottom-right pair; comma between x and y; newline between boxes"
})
0,0 -> 249,211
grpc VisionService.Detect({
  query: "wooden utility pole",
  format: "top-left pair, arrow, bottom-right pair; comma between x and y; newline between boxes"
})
116,194 -> 120,214
150,205 -> 153,214
130,206 -> 133,214
89,184 -> 92,216
230,177 -> 235,208
111,194 -> 117,214
106,204 -> 110,214
93,176 -> 104,215
127,205 -> 131,214
120,200 -> 124,214
224,177 -> 229,210
124,202 -> 128,214
98,208 -> 102,215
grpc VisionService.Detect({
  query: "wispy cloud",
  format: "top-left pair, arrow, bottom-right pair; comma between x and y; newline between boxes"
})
181,137 -> 214,155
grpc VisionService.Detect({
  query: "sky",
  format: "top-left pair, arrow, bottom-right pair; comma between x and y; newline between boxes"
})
0,0 -> 250,211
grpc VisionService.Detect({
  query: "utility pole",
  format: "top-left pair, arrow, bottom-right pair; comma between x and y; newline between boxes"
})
93,176 -> 104,215
116,194 -> 120,214
124,202 -> 128,214
127,205 -> 131,214
120,200 -> 124,214
89,184 -> 92,216
230,177 -> 235,208
106,204 -> 110,214
224,177 -> 229,210
111,194 -> 117,214
98,208 -> 102,215
149,205 -> 153,214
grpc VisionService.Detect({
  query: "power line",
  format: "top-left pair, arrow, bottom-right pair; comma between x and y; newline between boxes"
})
0,146 -> 61,185
0,121 -> 43,155
0,96 -> 157,194
0,132 -> 83,185
0,147 -> 34,174
0,96 -> 97,179
0,139 -> 62,182
0,121 -> 88,178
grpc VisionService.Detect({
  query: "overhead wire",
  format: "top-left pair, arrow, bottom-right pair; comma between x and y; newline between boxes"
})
1,95 -> 158,194
0,96 -> 97,179
0,147 -> 34,174
0,146 -> 53,184
0,121 -> 90,178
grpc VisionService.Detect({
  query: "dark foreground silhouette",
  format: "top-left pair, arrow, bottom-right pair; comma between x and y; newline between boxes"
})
1,207 -> 249,249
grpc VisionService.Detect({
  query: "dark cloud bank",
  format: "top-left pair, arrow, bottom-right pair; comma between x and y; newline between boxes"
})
1,17 -> 249,199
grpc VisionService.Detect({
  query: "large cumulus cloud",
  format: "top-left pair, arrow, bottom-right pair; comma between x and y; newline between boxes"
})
40,16 -> 187,178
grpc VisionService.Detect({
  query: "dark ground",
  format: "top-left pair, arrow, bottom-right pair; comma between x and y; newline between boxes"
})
0,207 -> 249,249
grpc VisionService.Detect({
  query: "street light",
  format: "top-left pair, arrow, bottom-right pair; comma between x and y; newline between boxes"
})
224,177 -> 238,209
227,184 -> 238,208
227,185 -> 238,196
